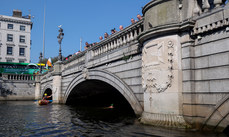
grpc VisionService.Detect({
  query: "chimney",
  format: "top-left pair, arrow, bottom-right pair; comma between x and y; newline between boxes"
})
13,10 -> 22,18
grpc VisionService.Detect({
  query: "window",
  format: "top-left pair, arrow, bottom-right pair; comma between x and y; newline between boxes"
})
8,24 -> 13,29
7,47 -> 13,55
19,48 -> 25,56
6,59 -> 13,62
19,60 -> 24,63
7,34 -> 13,42
20,25 -> 25,31
19,35 -> 25,43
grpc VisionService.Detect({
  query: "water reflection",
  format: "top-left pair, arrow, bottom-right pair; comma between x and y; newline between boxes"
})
0,101 -> 227,137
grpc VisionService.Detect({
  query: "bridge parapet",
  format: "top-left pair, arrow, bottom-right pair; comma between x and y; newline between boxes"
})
193,0 -> 227,15
62,51 -> 85,71
40,68 -> 54,81
192,1 -> 229,36
91,19 -> 143,57
61,19 -> 143,72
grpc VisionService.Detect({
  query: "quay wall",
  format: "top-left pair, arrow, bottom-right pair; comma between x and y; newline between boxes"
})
0,74 -> 35,100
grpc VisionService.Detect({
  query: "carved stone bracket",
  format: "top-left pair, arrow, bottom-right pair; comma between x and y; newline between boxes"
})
82,67 -> 89,79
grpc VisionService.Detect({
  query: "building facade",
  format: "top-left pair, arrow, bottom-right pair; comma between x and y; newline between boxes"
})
0,10 -> 32,63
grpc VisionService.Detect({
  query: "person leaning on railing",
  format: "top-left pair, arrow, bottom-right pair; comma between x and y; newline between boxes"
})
111,28 -> 117,34
119,25 -> 124,31
99,36 -> 103,41
84,42 -> 91,50
137,14 -> 142,20
104,32 -> 109,39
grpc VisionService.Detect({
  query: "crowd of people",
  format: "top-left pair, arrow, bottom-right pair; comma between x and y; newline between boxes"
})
84,14 -> 142,50
64,14 -> 142,61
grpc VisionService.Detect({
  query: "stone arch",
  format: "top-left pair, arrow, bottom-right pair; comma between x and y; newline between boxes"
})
41,84 -> 52,96
202,94 -> 229,132
64,69 -> 143,115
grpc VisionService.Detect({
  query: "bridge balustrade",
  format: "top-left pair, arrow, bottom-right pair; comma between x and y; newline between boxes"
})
40,70 -> 53,82
91,19 -> 143,57
194,0 -> 228,15
191,0 -> 229,36
62,53 -> 86,70
61,19 -> 143,69
2,73 -> 36,81
40,68 -> 54,80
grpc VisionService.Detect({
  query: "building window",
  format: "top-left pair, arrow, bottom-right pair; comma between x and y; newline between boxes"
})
19,35 -> 25,43
19,48 -> 25,56
8,24 -> 13,29
19,60 -> 24,63
7,47 -> 13,55
6,59 -> 13,62
20,25 -> 25,31
7,34 -> 13,42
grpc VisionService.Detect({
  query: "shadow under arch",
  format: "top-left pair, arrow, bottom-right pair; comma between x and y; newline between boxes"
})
63,69 -> 143,115
202,94 -> 229,132
41,85 -> 53,99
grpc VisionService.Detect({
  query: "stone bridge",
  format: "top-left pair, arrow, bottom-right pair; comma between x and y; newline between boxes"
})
35,0 -> 229,132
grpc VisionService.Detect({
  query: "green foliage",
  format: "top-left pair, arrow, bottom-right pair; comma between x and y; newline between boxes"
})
38,56 -> 61,64
122,53 -> 132,61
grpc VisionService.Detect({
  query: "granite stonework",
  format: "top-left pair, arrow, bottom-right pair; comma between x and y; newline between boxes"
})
0,74 -> 35,100
35,0 -> 229,132
182,0 -> 229,132
140,35 -> 187,127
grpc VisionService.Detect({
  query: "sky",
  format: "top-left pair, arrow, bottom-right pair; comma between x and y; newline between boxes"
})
1,0 -> 150,63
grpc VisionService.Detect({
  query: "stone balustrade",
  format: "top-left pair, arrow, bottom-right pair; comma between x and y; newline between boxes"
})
191,0 -> 229,36
194,0 -> 227,15
2,73 -> 36,81
62,51 -> 86,70
91,19 -> 143,57
60,19 -> 143,70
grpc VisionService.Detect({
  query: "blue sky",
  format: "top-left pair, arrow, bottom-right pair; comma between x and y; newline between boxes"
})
1,0 -> 150,63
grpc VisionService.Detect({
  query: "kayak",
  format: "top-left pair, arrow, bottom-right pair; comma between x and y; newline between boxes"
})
38,100 -> 50,105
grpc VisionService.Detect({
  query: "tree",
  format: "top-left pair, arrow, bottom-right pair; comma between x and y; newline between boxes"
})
38,56 -> 63,64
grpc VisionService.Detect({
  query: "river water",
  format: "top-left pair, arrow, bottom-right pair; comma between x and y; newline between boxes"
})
0,101 -> 227,137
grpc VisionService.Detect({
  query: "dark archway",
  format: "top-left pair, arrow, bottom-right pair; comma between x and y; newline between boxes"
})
63,69 -> 143,115
66,79 -> 137,122
66,80 -> 135,113
43,88 -> 52,100
224,125 -> 229,136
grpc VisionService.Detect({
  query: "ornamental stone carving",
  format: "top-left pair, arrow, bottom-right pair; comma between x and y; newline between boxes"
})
82,67 -> 89,79
142,40 -> 174,93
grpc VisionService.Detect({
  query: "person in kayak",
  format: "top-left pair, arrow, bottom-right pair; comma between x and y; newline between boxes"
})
43,93 -> 52,101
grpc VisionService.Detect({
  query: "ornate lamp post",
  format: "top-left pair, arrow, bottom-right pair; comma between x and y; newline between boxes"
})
57,26 -> 64,61
39,52 -> 43,73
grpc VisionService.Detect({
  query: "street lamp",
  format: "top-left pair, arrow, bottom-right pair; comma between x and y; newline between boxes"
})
39,52 -> 43,73
57,26 -> 64,61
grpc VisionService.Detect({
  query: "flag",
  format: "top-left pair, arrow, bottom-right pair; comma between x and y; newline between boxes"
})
46,58 -> 52,68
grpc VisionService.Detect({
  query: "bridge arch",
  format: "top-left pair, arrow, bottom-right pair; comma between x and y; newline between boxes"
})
202,94 -> 229,132
63,69 -> 143,115
41,84 -> 53,97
